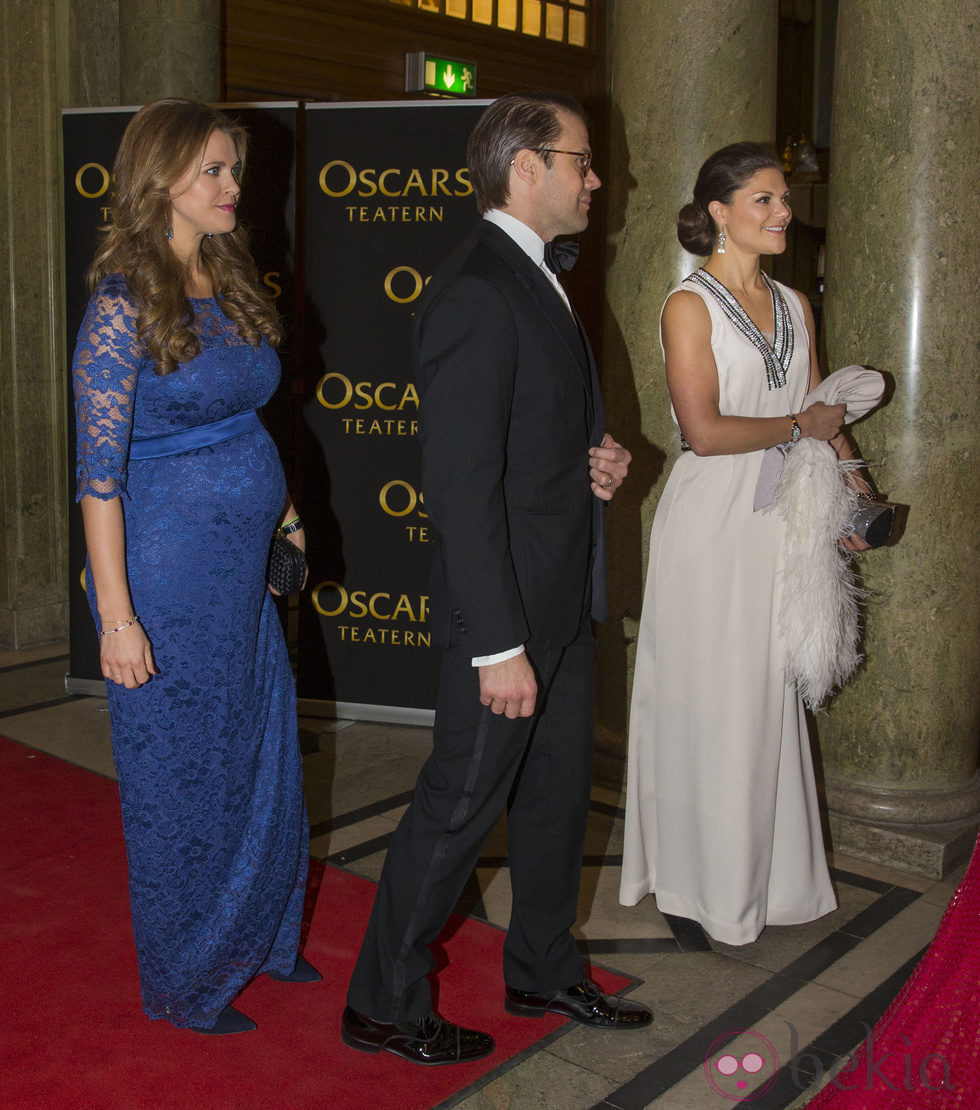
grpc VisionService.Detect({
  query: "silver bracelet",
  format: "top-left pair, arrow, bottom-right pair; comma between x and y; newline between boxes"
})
101,615 -> 139,636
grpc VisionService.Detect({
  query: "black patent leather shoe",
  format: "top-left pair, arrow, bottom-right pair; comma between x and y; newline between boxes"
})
190,1004 -> 256,1035
504,979 -> 653,1029
268,955 -> 322,983
340,1005 -> 495,1065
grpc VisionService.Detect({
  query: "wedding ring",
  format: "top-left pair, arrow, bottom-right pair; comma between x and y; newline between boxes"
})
605,476 -> 613,487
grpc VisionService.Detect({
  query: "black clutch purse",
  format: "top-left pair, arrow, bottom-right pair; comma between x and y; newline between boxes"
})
850,495 -> 896,548
267,531 -> 307,593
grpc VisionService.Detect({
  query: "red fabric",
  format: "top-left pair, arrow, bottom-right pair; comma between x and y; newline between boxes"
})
0,737 -> 633,1109
806,834 -> 980,1107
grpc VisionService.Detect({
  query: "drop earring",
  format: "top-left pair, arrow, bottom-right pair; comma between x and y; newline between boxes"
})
166,225 -> 174,240
716,227 -> 727,255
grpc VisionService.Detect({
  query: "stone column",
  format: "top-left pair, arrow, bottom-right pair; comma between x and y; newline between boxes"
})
0,0 -> 73,648
0,0 -> 220,650
597,0 -> 779,768
119,0 -> 221,104
819,0 -> 980,875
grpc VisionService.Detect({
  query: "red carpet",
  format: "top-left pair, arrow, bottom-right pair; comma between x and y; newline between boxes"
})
0,736 -> 634,1109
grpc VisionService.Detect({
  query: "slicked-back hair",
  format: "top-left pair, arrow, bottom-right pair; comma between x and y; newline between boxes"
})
467,91 -> 588,214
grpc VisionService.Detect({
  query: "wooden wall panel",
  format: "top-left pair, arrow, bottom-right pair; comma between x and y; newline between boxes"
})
222,0 -> 608,349
223,0 -> 604,110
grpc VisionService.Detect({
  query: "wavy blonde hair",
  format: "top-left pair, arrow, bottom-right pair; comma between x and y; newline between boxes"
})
87,98 -> 282,375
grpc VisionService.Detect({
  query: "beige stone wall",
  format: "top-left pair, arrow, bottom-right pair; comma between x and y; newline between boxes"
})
0,0 -> 74,648
0,0 -> 217,649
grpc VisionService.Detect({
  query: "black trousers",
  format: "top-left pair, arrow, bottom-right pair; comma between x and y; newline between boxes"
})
346,620 -> 596,1023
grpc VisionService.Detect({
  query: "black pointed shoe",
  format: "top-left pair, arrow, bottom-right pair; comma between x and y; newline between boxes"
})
190,1005 -> 256,1035
504,979 -> 653,1029
268,955 -> 322,983
340,1005 -> 495,1065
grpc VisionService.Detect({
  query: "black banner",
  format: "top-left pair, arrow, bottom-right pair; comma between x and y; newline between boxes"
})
63,104 -> 299,692
298,102 -> 489,717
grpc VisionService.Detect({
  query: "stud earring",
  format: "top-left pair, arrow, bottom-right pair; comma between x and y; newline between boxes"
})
165,225 -> 173,240
716,227 -> 727,255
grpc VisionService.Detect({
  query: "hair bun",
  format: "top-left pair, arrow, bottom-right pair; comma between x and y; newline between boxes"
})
676,201 -> 714,256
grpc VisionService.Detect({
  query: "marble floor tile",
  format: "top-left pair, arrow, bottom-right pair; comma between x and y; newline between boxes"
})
710,882 -> 881,974
0,641 -> 70,668
2,698 -> 116,779
917,856 -> 970,907
577,865 -> 675,941
826,848 -> 935,893
308,812 -> 400,860
813,897 -> 946,997
0,654 -> 71,714
453,1040 -> 619,1109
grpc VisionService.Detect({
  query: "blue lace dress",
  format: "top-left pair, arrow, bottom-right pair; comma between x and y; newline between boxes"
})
73,274 -> 308,1028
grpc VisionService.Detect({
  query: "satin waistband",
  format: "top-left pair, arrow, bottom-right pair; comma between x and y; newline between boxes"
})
128,410 -> 262,460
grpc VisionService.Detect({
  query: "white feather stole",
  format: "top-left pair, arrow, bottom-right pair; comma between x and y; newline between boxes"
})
774,438 -> 864,709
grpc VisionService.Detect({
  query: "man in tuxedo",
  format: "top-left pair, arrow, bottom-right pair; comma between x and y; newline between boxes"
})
342,91 -> 652,1065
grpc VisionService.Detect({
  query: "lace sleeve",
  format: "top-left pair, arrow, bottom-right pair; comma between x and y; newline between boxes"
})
73,280 -> 144,501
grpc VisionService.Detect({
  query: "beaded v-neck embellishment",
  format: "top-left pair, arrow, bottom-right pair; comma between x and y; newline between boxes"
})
685,268 -> 794,391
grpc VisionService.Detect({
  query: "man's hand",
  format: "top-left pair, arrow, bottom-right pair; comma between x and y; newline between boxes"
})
478,654 -> 537,719
589,433 -> 631,501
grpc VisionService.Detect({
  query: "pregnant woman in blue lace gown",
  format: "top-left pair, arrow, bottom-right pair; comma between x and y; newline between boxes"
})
73,99 -> 315,1035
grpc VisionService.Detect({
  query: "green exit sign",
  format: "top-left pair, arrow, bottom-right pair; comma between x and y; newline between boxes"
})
405,52 -> 477,97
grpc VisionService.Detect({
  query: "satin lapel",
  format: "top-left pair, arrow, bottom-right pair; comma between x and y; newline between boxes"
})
478,222 -> 592,392
570,301 -> 604,447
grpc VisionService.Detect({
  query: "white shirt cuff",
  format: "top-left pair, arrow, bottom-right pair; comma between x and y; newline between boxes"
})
472,645 -> 525,667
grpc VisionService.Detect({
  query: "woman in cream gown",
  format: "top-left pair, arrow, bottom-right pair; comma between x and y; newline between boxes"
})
620,143 -> 868,945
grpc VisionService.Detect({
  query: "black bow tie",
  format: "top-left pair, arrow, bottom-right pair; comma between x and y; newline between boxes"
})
543,239 -> 580,275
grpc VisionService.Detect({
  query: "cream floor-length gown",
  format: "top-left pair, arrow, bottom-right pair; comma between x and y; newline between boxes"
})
619,273 -> 837,946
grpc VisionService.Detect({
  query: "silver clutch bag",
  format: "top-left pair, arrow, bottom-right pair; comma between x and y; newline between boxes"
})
850,496 -> 896,548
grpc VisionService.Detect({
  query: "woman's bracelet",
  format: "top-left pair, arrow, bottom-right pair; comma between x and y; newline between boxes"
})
101,615 -> 140,636
280,516 -> 304,536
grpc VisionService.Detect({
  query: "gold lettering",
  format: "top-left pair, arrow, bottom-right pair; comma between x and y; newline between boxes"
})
430,168 -> 450,196
316,371 -> 353,410
380,479 -> 417,518
374,382 -> 398,411
403,168 -> 426,196
391,595 -> 417,621
368,593 -> 392,620
378,168 -> 402,197
319,160 -> 357,197
76,162 -> 110,199
312,581 -> 346,617
353,380 -> 374,410
342,417 -> 419,435
384,265 -> 424,305
263,271 -> 282,298
358,168 -> 378,197
455,167 -> 472,195
348,590 -> 369,619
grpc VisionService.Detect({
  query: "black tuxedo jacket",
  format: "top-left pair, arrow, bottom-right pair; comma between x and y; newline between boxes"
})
412,219 -> 606,656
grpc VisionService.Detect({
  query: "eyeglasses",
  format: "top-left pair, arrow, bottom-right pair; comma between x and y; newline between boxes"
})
535,148 -> 593,177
